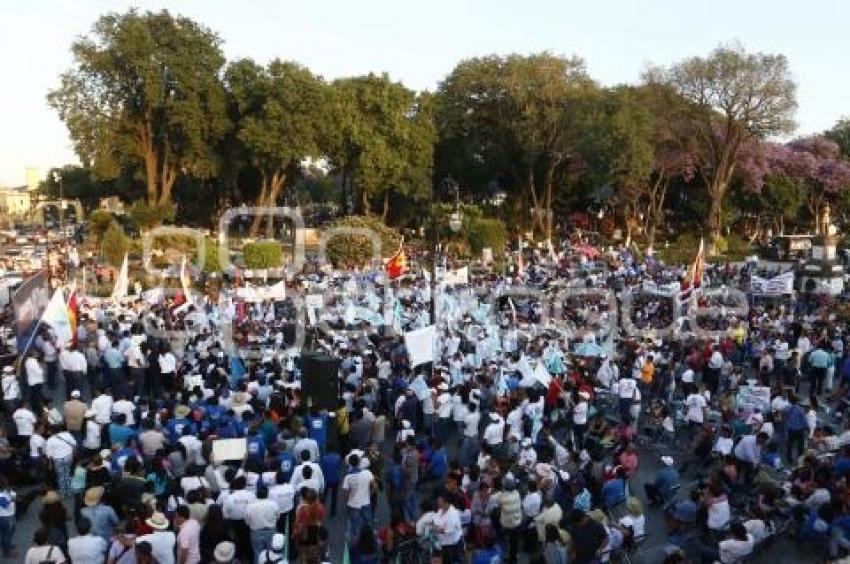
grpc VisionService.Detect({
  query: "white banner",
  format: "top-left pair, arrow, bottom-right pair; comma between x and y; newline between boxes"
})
750,271 -> 794,295
441,266 -> 469,286
404,325 -> 437,368
235,281 -> 287,302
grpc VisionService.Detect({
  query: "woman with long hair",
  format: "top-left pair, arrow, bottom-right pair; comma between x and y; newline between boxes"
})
38,491 -> 69,555
200,504 -> 231,564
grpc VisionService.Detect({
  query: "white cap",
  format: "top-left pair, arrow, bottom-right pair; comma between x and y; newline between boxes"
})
70,390 -> 81,399
661,456 -> 674,466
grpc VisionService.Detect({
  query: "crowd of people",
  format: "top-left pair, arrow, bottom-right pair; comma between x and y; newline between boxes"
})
1,240 -> 850,564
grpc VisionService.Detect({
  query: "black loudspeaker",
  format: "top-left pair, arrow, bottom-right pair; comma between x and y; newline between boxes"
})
282,323 -> 296,345
300,352 -> 340,410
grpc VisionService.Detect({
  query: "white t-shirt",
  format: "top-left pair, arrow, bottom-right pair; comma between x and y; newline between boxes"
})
268,483 -> 295,514
2,374 -> 20,400
45,432 -> 76,460
30,433 -> 46,458
68,535 -> 108,564
25,358 -> 44,386
619,514 -> 645,537
719,534 -> 753,563
136,531 -> 176,564
573,401 -> 589,425
342,468 -> 374,509
464,411 -> 480,438
685,394 -> 707,423
91,395 -> 113,425
618,378 -> 637,399
437,393 -> 452,418
112,400 -> 135,426
14,408 -> 37,437
24,545 -> 66,564
84,420 -> 101,450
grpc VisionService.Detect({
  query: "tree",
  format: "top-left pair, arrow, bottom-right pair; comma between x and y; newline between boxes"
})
48,9 -> 229,206
327,74 -> 435,219
40,165 -> 115,212
226,58 -> 328,235
825,118 -> 850,159
779,137 -> 850,231
436,53 -> 595,240
647,43 -> 797,244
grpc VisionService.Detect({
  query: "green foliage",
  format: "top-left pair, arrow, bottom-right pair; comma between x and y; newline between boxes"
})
433,204 -> 507,258
203,239 -> 221,273
47,9 -> 229,205
328,74 -> 435,212
88,210 -> 116,240
243,241 -> 283,269
656,232 -> 702,265
468,218 -> 508,256
325,215 -> 401,267
825,118 -> 850,159
101,223 -> 129,266
129,200 -> 176,229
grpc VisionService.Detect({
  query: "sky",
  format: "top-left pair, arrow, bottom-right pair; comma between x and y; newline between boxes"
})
1,0 -> 848,187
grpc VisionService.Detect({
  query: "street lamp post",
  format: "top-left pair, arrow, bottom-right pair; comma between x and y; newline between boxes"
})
431,176 -> 462,323
53,171 -> 63,235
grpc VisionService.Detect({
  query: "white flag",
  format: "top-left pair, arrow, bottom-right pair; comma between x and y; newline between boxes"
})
404,325 -> 437,368
43,288 -> 72,346
111,253 -> 129,300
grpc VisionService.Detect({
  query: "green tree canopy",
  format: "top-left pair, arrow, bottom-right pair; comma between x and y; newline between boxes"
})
646,43 -> 797,243
48,9 -> 230,206
327,74 -> 435,218
226,58 -> 329,235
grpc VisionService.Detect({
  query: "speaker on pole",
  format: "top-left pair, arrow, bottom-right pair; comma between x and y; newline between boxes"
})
300,352 -> 340,411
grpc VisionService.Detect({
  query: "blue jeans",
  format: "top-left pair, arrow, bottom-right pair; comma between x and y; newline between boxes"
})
250,528 -> 275,563
346,505 -> 373,540
403,491 -> 418,522
0,515 -> 14,556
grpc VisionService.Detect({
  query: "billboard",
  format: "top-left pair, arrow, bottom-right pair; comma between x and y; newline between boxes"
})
12,270 -> 49,353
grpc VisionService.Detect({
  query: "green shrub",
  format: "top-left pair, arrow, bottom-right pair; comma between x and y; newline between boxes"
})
129,200 -> 175,229
468,217 -> 507,256
203,239 -> 221,273
656,232 -> 702,266
243,240 -> 283,269
326,215 -> 401,267
101,223 -> 129,267
88,210 -> 116,241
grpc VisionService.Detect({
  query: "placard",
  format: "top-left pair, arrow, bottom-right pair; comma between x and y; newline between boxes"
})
211,438 -> 247,462
737,385 -> 771,413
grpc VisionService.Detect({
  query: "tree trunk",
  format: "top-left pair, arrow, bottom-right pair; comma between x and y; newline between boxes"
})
265,171 -> 286,239
527,165 -> 545,236
361,187 -> 370,216
159,165 -> 177,207
381,192 -> 390,222
249,172 -> 270,237
543,161 -> 556,243
140,117 -> 158,204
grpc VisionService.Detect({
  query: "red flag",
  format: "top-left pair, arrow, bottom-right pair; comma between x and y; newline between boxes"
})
67,285 -> 79,346
385,240 -> 407,280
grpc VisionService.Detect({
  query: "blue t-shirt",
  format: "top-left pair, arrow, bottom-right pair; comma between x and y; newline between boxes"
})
601,478 -> 627,509
321,452 -> 342,485
108,424 -> 137,448
167,418 -> 193,442
278,452 -> 296,480
306,414 -> 328,448
427,449 -> 448,480
471,546 -> 502,564
246,435 -> 266,461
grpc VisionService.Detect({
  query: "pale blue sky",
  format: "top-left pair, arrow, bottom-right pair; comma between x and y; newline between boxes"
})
1,0 -> 847,186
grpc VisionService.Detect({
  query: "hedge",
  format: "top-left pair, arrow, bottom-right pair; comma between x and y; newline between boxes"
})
243,240 -> 283,269
325,215 -> 401,267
